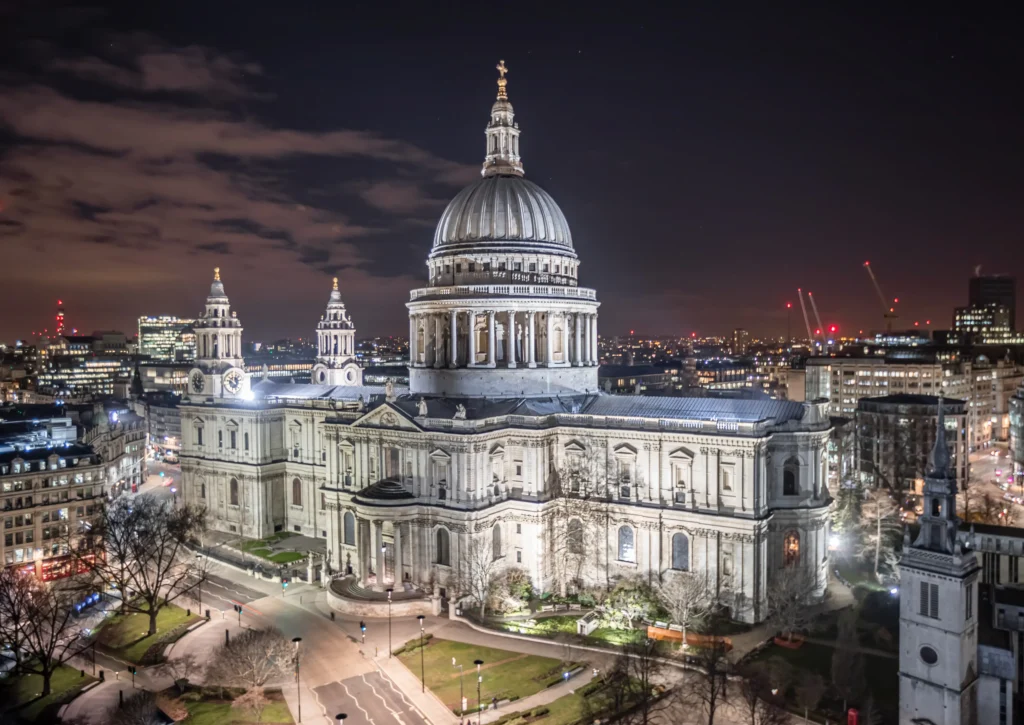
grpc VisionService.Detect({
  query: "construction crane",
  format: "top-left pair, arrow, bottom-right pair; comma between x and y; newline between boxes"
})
863,261 -> 899,332
796,288 -> 813,343
808,291 -> 825,346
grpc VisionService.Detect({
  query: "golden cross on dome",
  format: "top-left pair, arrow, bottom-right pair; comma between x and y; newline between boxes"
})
332,277 -> 339,291
213,267 -> 220,281
496,59 -> 508,99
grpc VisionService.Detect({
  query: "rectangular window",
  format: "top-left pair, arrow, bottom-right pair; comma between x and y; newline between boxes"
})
483,262 -> 491,271
197,427 -> 204,446
513,262 -> 522,271
516,524 -> 521,534
919,581 -> 940,619
230,430 -> 237,449
468,263 -> 476,272
218,430 -> 223,448
966,583 -> 973,621
516,551 -> 522,563
455,263 -> 462,273
529,263 -> 537,272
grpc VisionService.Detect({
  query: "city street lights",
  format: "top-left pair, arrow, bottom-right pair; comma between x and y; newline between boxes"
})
417,614 -> 425,692
292,637 -> 302,724
386,587 -> 393,658
453,658 -> 465,716
474,659 -> 484,725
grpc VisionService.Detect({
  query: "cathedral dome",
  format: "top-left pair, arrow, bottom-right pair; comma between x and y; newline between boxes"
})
431,175 -> 573,256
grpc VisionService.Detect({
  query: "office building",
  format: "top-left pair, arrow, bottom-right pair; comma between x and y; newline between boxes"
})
138,316 -> 196,362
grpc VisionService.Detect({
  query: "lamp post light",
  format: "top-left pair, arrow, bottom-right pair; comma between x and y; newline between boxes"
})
453,658 -> 465,716
386,587 -> 394,658
474,659 -> 484,725
335,714 -> 347,724
292,637 -> 302,724
417,614 -> 426,692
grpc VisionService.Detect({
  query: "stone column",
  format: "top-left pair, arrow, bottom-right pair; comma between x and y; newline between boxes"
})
545,313 -> 554,367
487,310 -> 496,367
359,519 -> 371,586
527,311 -> 536,367
434,314 -> 445,368
574,312 -> 583,366
507,310 -> 516,368
373,520 -> 383,582
562,314 -> 570,366
590,315 -> 598,365
395,522 -> 404,585
468,311 -> 477,366
449,310 -> 458,368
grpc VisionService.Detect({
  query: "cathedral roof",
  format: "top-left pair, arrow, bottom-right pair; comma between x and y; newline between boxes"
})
354,479 -> 415,501
431,175 -> 573,256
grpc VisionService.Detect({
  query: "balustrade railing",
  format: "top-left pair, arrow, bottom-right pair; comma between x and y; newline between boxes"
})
410,284 -> 597,301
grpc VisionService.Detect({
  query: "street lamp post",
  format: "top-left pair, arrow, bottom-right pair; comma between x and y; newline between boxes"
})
453,658 -> 465,716
474,659 -> 484,725
417,615 -> 426,692
387,588 -> 394,658
292,637 -> 302,724
335,715 -> 347,725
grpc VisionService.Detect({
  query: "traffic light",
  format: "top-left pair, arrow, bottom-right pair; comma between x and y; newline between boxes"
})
360,621 -> 366,632
281,577 -> 289,590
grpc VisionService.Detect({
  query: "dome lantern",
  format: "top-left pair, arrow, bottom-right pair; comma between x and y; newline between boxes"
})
482,60 -> 524,178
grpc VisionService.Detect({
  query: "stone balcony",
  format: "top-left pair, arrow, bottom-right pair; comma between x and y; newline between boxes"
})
409,284 -> 597,302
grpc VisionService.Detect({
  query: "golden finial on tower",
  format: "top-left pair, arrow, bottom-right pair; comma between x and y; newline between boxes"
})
332,277 -> 339,291
213,267 -> 221,281
496,59 -> 508,99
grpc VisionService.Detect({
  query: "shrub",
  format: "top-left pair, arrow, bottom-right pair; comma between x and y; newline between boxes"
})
532,707 -> 550,717
578,593 -> 596,608
509,694 -> 520,701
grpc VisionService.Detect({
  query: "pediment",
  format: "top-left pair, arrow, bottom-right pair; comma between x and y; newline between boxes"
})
668,447 -> 694,462
429,447 -> 451,461
489,444 -> 505,457
350,404 -> 421,431
564,440 -> 587,454
612,443 -> 638,458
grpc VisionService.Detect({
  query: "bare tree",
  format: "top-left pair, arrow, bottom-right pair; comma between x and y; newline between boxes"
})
831,610 -> 865,713
69,494 -> 208,635
157,652 -> 200,694
859,489 -> 902,582
233,686 -> 271,723
794,672 -> 826,721
685,637 -> 730,725
600,639 -> 672,725
546,436 -> 610,595
658,571 -> 711,651
206,627 -> 293,690
765,567 -> 817,643
455,536 -> 497,619
105,690 -> 161,725
0,569 -> 83,695
737,665 -> 789,725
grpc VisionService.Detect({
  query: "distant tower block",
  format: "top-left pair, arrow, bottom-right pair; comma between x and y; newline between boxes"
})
55,300 -> 65,337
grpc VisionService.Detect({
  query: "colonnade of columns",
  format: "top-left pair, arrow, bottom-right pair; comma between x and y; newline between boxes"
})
317,330 -> 353,357
356,517 -> 406,588
409,309 -> 598,369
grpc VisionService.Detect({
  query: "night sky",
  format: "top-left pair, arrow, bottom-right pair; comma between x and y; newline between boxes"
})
1,2 -> 1021,343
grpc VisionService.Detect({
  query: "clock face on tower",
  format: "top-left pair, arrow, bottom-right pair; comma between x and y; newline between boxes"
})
190,370 -> 205,394
223,369 -> 244,394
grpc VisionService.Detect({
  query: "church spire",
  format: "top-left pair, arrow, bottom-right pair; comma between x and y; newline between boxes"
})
927,394 -> 953,478
482,59 -> 524,178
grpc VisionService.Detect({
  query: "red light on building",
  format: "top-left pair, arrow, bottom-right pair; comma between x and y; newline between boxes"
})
829,325 -> 837,333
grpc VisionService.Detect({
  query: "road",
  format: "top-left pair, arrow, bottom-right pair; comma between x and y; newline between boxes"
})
965,443 -> 1021,523
137,458 -> 181,503
314,671 -> 429,725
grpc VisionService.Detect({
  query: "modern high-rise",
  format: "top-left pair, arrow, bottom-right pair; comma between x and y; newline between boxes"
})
138,316 -> 196,362
970,275 -> 1016,329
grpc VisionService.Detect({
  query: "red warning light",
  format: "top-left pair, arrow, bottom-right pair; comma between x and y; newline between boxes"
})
829,325 -> 837,333
815,329 -> 822,335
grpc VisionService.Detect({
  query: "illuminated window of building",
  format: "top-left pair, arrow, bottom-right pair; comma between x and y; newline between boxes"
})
783,530 -> 800,566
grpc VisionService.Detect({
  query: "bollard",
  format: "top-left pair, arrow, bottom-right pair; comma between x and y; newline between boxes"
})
119,690 -> 124,709
99,670 -> 105,682
187,609 -> 191,617
206,609 -> 211,619
80,669 -> 85,677
225,629 -> 230,645
330,611 -> 335,621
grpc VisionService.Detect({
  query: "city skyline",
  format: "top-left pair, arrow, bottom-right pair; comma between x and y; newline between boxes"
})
1,3 -> 1022,343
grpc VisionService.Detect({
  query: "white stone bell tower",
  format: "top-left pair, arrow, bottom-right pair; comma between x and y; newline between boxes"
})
311,277 -> 362,386
898,396 -> 979,725
187,268 -> 249,399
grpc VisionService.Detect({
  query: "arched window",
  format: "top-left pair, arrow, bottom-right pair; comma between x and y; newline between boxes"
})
618,526 -> 635,563
783,457 -> 799,496
292,478 -> 302,507
436,528 -> 451,566
783,530 -> 800,567
343,511 -> 355,546
492,525 -> 502,560
672,533 -> 690,571
194,422 -> 204,447
229,478 -> 239,506
567,518 -> 584,555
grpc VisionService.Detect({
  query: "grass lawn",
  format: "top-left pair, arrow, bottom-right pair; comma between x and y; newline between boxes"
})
238,532 -> 305,564
95,602 -> 200,664
182,699 -> 293,724
0,663 -> 96,722
749,640 -> 897,721
397,638 -> 578,711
